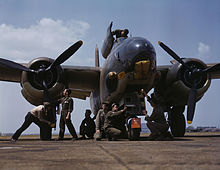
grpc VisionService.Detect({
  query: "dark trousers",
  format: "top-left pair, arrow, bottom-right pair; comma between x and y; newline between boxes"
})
147,121 -> 169,135
80,126 -> 95,138
58,113 -> 77,139
105,127 -> 127,139
12,112 -> 41,140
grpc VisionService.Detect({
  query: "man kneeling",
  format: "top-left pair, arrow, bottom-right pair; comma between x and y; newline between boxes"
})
104,103 -> 127,141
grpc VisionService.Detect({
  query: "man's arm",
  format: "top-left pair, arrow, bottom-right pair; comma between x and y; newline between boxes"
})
39,118 -> 51,125
95,110 -> 101,131
110,107 -> 127,117
66,98 -> 73,119
38,111 -> 52,126
80,119 -> 86,128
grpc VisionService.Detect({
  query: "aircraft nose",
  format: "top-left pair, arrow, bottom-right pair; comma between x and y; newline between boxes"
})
123,38 -> 156,63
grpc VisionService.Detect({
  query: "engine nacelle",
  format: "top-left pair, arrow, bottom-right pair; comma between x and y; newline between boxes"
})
164,58 -> 211,106
21,57 -> 65,106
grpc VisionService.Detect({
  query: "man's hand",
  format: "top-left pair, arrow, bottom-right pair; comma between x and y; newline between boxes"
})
65,112 -> 70,120
96,130 -> 100,134
122,106 -> 127,112
50,123 -> 56,128
143,110 -> 148,115
141,89 -> 147,96
48,122 -> 56,128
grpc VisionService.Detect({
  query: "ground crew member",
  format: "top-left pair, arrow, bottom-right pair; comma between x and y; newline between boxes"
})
57,89 -> 78,140
80,109 -> 96,139
11,102 -> 54,141
95,102 -> 109,141
104,103 -> 127,141
141,89 -> 171,140
112,29 -> 129,38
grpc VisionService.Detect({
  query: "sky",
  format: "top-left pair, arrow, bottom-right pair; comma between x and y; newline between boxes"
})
0,0 -> 220,134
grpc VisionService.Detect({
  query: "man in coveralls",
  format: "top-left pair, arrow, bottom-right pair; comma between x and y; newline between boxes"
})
141,89 -> 172,140
80,109 -> 96,139
57,89 -> 78,140
104,103 -> 127,141
95,102 -> 109,141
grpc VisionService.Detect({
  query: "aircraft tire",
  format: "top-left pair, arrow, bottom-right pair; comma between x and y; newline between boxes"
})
169,106 -> 186,137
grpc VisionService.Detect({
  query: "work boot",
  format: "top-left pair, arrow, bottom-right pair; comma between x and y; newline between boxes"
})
81,135 -> 86,139
96,137 -> 101,141
147,133 -> 158,141
10,138 -> 16,142
163,132 -> 173,140
156,132 -> 173,141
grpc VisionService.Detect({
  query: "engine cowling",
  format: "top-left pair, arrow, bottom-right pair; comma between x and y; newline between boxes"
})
164,58 -> 211,106
21,57 -> 65,106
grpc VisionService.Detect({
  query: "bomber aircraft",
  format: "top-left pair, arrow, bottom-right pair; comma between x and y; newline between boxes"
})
0,22 -> 220,140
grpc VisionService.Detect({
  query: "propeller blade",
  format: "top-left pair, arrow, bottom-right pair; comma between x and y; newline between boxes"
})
49,40 -> 83,69
203,63 -> 220,73
158,41 -> 193,72
0,58 -> 35,73
42,80 -> 50,102
187,84 -> 197,124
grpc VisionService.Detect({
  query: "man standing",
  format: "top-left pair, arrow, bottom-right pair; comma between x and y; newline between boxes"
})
95,102 -> 108,141
58,89 -> 78,140
80,109 -> 95,139
11,102 -> 54,141
104,103 -> 127,141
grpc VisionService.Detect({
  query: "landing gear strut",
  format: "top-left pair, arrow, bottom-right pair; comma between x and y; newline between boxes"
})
40,125 -> 52,140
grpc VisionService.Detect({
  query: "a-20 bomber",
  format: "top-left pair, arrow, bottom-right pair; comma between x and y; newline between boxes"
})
0,22 -> 219,140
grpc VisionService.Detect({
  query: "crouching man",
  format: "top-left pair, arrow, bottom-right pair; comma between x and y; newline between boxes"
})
80,109 -> 96,139
145,95 -> 172,140
104,103 -> 127,141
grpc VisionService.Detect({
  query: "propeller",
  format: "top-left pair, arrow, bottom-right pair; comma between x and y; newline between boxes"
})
203,63 -> 220,73
48,40 -> 83,70
0,40 -> 83,101
186,83 -> 197,124
158,41 -> 220,124
0,58 -> 36,73
0,40 -> 83,128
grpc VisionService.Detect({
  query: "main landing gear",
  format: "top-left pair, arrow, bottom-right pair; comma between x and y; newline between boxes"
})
168,106 -> 186,137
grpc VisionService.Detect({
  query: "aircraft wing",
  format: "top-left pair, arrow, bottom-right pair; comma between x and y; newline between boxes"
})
206,63 -> 220,79
0,63 -> 28,82
62,65 -> 101,99
0,63 -> 101,100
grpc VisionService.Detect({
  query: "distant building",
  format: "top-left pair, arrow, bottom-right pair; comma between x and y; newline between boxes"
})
186,126 -> 198,132
197,126 -> 220,132
186,126 -> 220,132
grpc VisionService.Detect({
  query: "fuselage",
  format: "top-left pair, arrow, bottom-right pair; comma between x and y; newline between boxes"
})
100,36 -> 157,104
